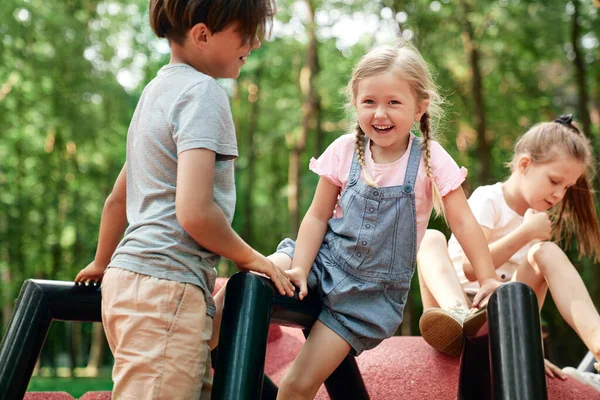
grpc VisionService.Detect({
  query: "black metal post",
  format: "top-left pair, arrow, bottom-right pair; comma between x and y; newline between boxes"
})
0,280 -> 101,400
2,275 -> 369,400
324,353 -> 369,399
458,324 -> 491,400
213,272 -> 370,400
212,273 -> 274,400
488,282 -> 547,400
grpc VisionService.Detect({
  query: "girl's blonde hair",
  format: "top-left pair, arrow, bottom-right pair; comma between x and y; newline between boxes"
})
345,39 -> 445,218
508,117 -> 600,261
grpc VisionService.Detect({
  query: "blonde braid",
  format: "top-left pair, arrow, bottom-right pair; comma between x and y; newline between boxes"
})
354,124 -> 377,187
420,113 -> 445,218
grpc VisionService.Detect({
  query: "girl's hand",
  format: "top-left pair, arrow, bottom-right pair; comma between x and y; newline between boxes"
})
284,267 -> 309,300
523,209 -> 552,241
75,261 -> 106,284
472,278 -> 503,308
544,358 -> 567,380
236,250 -> 295,297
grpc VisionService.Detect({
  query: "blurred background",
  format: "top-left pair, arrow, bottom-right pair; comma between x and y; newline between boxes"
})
1,0 -> 599,394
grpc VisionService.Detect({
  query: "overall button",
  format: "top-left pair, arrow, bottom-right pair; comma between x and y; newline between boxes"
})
361,241 -> 367,245
365,224 -> 371,229
357,252 -> 362,257
368,208 -> 374,213
402,184 -> 413,194
373,191 -> 379,196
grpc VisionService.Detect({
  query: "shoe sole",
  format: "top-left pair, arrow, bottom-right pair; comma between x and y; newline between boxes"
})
419,309 -> 463,358
463,307 -> 488,338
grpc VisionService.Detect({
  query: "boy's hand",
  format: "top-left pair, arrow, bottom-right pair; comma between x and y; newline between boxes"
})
284,267 -> 309,300
472,278 -> 503,308
75,261 -> 106,284
523,209 -> 552,241
236,251 -> 295,297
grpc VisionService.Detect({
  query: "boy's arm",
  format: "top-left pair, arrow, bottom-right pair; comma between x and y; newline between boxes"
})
443,187 -> 501,306
285,177 -> 339,299
176,148 -> 295,296
75,164 -> 128,283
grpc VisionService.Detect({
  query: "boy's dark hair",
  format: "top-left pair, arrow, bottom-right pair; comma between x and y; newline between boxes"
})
149,0 -> 276,45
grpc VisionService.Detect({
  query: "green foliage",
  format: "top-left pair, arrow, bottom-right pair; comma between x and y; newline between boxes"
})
1,0 -> 599,369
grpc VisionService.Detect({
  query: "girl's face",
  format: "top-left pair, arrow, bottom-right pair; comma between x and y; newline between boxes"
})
355,71 -> 427,157
517,152 -> 585,211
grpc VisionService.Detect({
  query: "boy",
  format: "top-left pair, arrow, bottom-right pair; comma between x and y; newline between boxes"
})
75,0 -> 294,398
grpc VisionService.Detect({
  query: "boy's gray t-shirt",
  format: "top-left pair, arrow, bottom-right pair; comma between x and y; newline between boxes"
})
109,64 -> 237,317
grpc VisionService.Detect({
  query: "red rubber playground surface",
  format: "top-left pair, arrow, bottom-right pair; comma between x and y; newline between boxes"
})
25,325 -> 600,399
24,278 -> 600,399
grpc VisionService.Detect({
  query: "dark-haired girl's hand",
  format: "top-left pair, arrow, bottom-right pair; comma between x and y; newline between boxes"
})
544,358 -> 567,380
472,278 -> 503,308
523,209 -> 552,241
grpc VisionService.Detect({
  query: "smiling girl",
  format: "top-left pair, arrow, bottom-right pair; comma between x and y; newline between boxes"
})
251,39 -> 503,399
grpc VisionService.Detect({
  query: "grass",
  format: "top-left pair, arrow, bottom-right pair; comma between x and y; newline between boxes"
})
28,376 -> 113,398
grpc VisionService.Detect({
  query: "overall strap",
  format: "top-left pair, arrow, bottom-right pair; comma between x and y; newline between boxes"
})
402,136 -> 423,194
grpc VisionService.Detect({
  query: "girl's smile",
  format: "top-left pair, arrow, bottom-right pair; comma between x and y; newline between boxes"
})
355,71 -> 427,162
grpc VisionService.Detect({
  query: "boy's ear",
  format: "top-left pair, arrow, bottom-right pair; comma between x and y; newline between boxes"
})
189,23 -> 211,49
415,99 -> 430,121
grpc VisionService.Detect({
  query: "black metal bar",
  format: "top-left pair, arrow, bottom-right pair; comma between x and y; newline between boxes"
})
261,375 -> 279,400
0,280 -> 101,400
324,353 -> 369,399
299,328 -> 369,399
2,275 -> 369,400
458,324 -> 491,400
212,272 -> 370,400
488,282 -> 547,400
212,273 -> 275,400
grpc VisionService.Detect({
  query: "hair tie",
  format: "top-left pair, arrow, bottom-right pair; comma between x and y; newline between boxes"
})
553,114 -> 581,134
554,114 -> 573,127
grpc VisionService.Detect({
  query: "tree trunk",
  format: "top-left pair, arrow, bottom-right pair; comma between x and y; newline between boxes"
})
243,67 -> 263,242
571,0 -> 592,137
289,0 -> 320,235
69,322 -> 81,377
85,323 -> 106,377
460,1 -> 490,184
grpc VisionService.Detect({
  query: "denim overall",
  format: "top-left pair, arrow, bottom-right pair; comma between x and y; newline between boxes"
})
277,136 -> 422,355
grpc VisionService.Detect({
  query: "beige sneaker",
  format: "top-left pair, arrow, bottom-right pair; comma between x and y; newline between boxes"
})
419,301 -> 487,358
463,306 -> 488,338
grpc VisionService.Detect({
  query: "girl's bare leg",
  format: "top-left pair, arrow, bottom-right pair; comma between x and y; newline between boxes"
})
524,242 -> 600,361
277,321 -> 352,400
510,248 -> 548,309
417,229 -> 470,310
209,252 -> 293,350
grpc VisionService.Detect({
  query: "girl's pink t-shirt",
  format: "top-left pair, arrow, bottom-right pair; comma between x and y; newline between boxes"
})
309,133 -> 467,249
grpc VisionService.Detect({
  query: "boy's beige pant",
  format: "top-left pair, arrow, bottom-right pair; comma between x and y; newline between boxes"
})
102,267 -> 213,400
